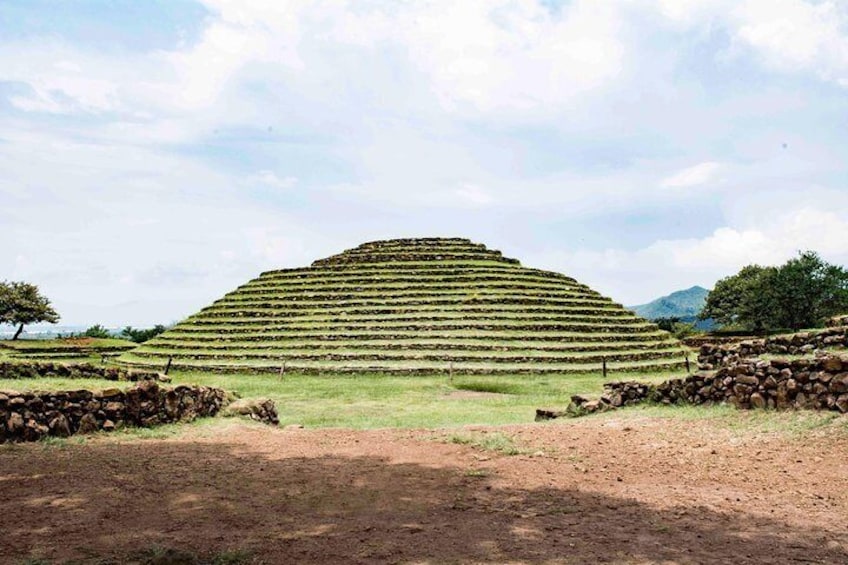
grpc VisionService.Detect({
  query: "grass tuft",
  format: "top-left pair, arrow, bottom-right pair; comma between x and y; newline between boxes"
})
447,431 -> 525,455
451,379 -> 522,395
126,544 -> 254,565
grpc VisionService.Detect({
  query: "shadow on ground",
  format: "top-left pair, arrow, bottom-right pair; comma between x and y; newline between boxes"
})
0,436 -> 844,564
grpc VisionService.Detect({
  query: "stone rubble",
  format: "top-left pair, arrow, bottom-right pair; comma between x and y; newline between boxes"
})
221,397 -> 280,425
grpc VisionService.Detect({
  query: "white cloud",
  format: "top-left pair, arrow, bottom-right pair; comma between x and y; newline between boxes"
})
648,0 -> 848,86
2,0 -> 848,325
9,76 -> 120,115
660,161 -> 723,188
393,0 -> 626,117
245,171 -> 298,189
732,0 -> 848,81
533,205 -> 848,305
0,126 -> 318,325
454,183 -> 494,206
2,1 -> 627,123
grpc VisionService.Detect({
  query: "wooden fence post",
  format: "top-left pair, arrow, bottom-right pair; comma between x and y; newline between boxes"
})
602,356 -> 607,379
165,357 -> 172,375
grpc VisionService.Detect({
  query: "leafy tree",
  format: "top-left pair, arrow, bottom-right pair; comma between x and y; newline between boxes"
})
768,251 -> 848,330
671,321 -> 699,340
83,324 -> 111,339
0,281 -> 60,340
120,324 -> 167,343
701,252 -> 848,333
655,316 -> 700,339
700,265 -> 776,333
654,317 -> 680,332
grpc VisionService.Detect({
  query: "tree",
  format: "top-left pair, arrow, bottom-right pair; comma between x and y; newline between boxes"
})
654,317 -> 680,332
0,281 -> 60,340
655,316 -> 700,339
768,251 -> 848,330
83,324 -> 111,339
700,265 -> 776,333
700,252 -> 848,333
120,324 -> 167,343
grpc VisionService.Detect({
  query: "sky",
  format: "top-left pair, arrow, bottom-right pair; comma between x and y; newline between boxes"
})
1,0 -> 848,327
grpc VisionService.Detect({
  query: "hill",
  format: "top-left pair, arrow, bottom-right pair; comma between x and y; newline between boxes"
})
630,286 -> 709,320
629,286 -> 714,330
118,238 -> 687,374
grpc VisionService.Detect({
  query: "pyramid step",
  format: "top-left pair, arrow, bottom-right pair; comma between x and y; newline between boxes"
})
158,329 -> 671,342
143,338 -> 680,352
200,295 -> 617,311
130,347 -> 683,364
119,354 -> 687,375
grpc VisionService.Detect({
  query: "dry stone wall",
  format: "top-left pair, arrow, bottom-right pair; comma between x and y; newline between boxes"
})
698,327 -> 848,369
550,353 -> 848,418
1,379 -> 228,443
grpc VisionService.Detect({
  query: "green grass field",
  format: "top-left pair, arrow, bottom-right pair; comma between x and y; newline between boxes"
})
0,376 -> 134,392
165,370 -> 681,429
3,357 -> 845,441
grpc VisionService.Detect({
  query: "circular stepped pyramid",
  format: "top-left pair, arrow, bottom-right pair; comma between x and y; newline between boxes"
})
118,238 -> 688,374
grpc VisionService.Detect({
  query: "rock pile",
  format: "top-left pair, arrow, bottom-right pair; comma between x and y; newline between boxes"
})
698,327 -> 848,369
0,379 -> 228,442
0,361 -> 166,382
221,397 -> 279,425
827,314 -> 848,328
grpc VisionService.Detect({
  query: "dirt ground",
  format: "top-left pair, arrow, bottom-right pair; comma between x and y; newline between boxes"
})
1,416 -> 847,564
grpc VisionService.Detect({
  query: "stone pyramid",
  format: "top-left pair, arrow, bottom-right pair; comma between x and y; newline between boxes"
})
119,238 -> 686,374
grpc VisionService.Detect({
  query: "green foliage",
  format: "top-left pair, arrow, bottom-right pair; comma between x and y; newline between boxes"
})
0,280 -> 60,340
83,324 -> 111,338
655,317 -> 699,339
769,251 -> 848,330
121,324 -> 168,343
701,251 -> 848,332
654,317 -> 680,332
670,321 -> 699,339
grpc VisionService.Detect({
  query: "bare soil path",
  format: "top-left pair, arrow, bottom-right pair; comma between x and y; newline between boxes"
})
1,415 -> 847,564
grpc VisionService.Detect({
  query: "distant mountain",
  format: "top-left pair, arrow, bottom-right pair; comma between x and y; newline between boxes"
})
629,286 -> 711,327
